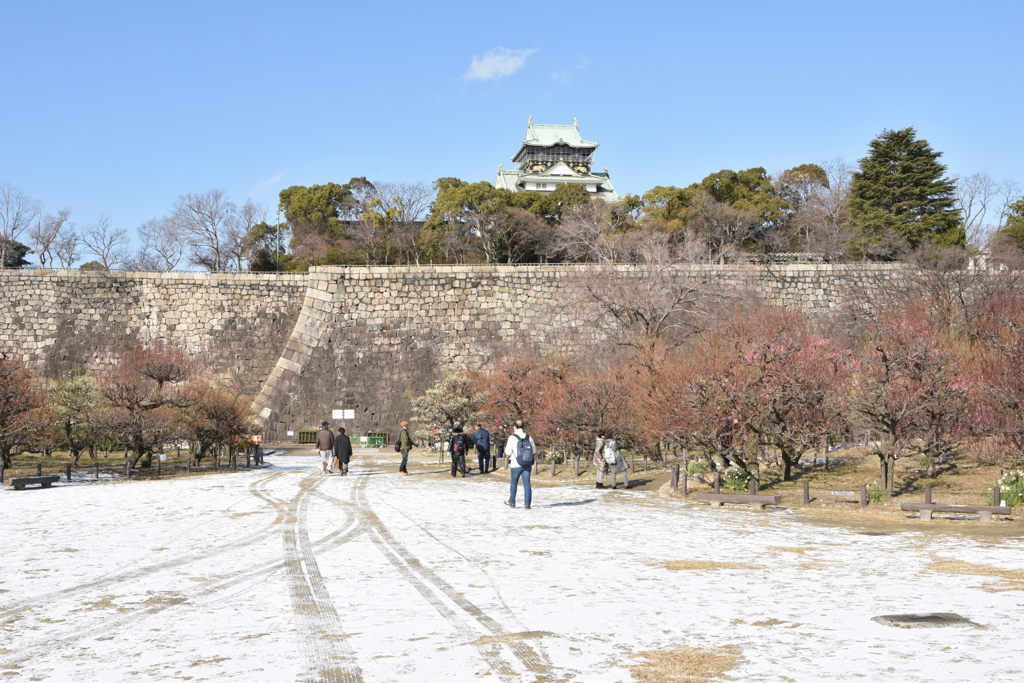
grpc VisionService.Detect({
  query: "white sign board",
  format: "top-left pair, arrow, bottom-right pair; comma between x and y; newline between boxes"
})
159,454 -> 167,462
333,409 -> 356,420
287,431 -> 295,437
344,409 -> 355,420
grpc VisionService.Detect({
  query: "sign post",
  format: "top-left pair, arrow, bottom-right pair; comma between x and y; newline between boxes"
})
332,409 -> 356,429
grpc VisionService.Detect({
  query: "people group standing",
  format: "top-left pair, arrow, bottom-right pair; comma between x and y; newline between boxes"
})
334,426 -> 352,476
472,423 -> 491,474
504,419 -> 536,509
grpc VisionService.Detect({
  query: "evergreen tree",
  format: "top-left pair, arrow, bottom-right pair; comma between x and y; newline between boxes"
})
848,127 -> 963,259
992,198 -> 1024,251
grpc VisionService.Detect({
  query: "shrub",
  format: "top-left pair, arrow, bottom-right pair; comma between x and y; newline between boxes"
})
998,470 -> 1024,506
543,452 -> 565,465
687,458 -> 710,475
723,467 -> 751,492
867,481 -> 885,503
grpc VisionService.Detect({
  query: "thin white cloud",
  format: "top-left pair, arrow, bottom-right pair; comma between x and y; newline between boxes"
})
249,172 -> 285,202
252,172 -> 284,194
463,48 -> 538,81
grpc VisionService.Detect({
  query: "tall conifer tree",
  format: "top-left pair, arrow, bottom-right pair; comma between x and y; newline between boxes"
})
848,127 -> 963,258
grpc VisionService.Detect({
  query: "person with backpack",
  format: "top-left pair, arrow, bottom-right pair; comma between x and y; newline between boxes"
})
472,423 -> 491,474
396,421 -> 415,475
504,419 -> 536,509
315,421 -> 335,475
605,431 -> 630,489
448,422 -> 470,477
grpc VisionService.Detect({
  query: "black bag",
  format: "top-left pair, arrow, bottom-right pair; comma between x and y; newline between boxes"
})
451,433 -> 467,454
394,440 -> 402,453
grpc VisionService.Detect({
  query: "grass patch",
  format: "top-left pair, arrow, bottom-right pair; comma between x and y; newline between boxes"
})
628,644 -> 743,682
656,560 -> 758,571
928,557 -> 1024,592
469,631 -> 551,646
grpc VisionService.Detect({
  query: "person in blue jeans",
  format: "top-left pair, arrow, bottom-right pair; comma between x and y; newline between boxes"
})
472,423 -> 491,474
503,420 -> 536,509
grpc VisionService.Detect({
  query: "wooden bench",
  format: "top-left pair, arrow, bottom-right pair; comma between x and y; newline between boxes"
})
900,503 -> 1011,522
696,493 -> 782,509
4,475 -> 61,491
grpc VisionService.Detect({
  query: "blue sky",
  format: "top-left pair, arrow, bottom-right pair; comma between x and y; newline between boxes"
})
2,0 -> 1022,248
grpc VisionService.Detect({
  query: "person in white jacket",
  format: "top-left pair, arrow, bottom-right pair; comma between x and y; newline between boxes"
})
503,419 -> 536,509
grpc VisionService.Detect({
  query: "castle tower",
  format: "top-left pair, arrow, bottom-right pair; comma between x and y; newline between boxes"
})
495,118 -> 619,201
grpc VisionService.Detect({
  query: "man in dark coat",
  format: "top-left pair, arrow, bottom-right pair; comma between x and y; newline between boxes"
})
448,422 -> 469,478
334,427 -> 353,476
472,423 -> 491,474
397,420 -> 415,475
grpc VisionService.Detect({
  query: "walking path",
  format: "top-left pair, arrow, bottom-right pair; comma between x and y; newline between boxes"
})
1,450 -> 1022,681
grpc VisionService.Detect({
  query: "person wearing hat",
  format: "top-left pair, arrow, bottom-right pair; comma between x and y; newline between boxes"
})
334,426 -> 353,476
397,420 -> 415,475
315,421 -> 335,475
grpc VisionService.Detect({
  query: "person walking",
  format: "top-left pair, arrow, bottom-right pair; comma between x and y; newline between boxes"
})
605,432 -> 630,489
504,419 -> 536,509
334,426 -> 352,476
593,429 -> 610,489
315,421 -> 335,475
472,423 -> 491,474
448,422 -> 470,477
397,421 -> 414,475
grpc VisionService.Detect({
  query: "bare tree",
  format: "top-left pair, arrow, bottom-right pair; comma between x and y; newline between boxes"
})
361,181 -> 432,264
53,229 -> 81,268
81,216 -> 129,269
684,191 -> 759,263
172,189 -> 237,272
795,158 -> 853,259
569,265 -> 727,369
28,209 -> 72,267
226,199 -> 267,270
0,182 -> 42,269
135,217 -> 187,271
550,200 -> 618,262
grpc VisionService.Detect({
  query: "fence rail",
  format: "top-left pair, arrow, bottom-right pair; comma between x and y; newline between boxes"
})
1,448 -> 267,487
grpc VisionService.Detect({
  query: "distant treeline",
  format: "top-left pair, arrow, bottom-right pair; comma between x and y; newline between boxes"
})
2,127 -> 1023,272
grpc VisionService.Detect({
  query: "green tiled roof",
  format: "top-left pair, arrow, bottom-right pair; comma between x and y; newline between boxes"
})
522,121 -> 598,148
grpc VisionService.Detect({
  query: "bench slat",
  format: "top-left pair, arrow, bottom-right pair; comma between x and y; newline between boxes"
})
697,493 -> 782,504
901,503 -> 1010,514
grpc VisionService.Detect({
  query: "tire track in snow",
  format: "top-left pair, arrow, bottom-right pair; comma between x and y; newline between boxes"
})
0,469 -> 365,674
279,471 -> 364,683
353,472 -> 553,682
0,469 -> 288,623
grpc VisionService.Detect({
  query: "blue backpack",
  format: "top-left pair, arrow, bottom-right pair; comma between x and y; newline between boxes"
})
515,434 -> 535,467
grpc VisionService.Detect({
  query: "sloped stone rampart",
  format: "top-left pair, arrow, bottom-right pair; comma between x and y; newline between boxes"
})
0,264 -> 906,439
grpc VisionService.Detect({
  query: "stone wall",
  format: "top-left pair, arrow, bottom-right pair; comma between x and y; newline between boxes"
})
0,270 -> 307,387
0,263 -> 907,441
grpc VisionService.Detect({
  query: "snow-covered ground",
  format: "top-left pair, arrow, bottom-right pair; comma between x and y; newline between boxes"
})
2,450 -> 1022,682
